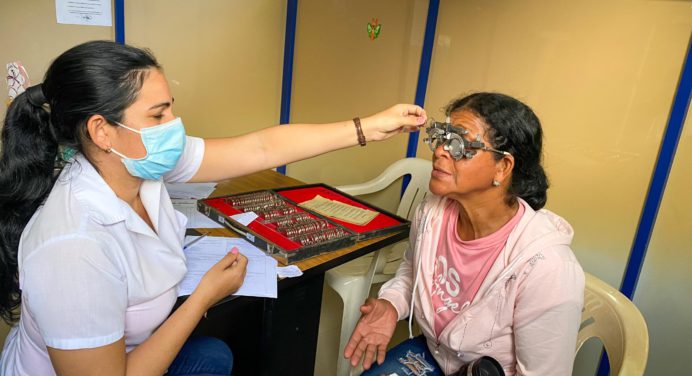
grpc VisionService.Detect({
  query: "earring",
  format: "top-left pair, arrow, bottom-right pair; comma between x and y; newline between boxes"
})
492,180 -> 500,187
105,147 -> 112,153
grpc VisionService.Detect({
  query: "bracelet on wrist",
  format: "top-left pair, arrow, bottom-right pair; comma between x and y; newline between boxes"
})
353,117 -> 366,147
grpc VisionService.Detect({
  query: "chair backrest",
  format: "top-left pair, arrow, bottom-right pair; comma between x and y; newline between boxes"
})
337,158 -> 432,280
337,157 -> 432,221
577,273 -> 649,375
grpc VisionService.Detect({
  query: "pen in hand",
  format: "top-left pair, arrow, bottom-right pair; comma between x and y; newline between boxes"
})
183,232 -> 210,250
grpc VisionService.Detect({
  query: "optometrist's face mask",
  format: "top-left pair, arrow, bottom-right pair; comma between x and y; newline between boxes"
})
109,117 -> 186,180
423,117 -> 510,160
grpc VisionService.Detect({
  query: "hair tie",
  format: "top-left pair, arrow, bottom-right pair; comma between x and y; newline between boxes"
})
25,84 -> 47,108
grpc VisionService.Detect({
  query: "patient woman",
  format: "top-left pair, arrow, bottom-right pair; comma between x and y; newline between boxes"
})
0,40 -> 426,375
345,92 -> 584,376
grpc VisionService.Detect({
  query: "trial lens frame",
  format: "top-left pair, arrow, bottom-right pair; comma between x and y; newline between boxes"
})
423,119 -> 510,160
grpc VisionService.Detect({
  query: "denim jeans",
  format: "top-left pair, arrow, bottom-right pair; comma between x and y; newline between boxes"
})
165,336 -> 233,376
361,335 -> 444,376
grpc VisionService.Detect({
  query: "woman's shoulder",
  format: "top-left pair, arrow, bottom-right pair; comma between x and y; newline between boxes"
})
511,238 -> 584,294
416,194 -> 447,217
21,234 -> 121,274
509,201 -> 574,252
22,180 -> 97,242
20,180 -> 122,272
507,202 -> 582,279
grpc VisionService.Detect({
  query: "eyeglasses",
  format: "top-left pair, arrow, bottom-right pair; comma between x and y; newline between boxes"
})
423,119 -> 510,160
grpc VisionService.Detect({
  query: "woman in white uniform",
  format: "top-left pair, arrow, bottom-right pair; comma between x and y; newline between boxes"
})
0,40 -> 426,375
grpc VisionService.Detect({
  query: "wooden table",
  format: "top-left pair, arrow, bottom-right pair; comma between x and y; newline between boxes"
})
186,170 -> 408,376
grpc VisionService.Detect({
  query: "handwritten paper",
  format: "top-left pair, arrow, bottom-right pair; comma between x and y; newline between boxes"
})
299,195 -> 378,226
172,199 -> 223,229
178,236 -> 277,298
56,0 -> 112,26
165,182 -> 217,199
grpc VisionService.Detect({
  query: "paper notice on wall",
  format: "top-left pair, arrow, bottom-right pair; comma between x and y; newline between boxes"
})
56,0 -> 112,26
299,195 -> 378,226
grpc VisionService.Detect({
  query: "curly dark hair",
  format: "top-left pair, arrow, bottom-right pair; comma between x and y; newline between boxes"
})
445,92 -> 549,210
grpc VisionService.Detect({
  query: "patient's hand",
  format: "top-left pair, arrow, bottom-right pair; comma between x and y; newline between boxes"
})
344,298 -> 399,370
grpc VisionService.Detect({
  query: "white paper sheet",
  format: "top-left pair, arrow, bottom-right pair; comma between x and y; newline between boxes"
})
229,212 -> 258,227
172,199 -> 223,229
299,195 -> 378,225
56,0 -> 112,26
277,265 -> 303,279
165,182 -> 218,199
178,236 -> 278,299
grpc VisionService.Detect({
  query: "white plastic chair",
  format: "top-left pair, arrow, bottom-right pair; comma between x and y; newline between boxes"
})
326,157 -> 432,376
577,272 -> 649,375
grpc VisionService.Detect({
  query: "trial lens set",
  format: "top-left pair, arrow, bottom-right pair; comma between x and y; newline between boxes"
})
225,192 -> 349,246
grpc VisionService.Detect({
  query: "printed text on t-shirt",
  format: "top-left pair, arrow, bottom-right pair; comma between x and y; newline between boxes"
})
432,255 -> 462,314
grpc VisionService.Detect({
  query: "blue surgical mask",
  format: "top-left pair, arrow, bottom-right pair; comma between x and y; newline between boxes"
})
110,117 -> 186,180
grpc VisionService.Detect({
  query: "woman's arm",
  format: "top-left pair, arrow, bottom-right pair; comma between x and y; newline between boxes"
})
513,247 -> 585,376
47,250 -> 248,376
376,201 -> 426,320
189,104 -> 426,182
343,203 -> 426,370
344,297 -> 399,370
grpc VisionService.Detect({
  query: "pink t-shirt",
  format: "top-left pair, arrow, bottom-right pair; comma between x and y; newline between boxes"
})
431,200 -> 525,337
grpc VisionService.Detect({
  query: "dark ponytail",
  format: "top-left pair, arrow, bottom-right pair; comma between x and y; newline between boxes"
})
0,40 -> 160,324
445,92 -> 549,210
0,89 -> 57,324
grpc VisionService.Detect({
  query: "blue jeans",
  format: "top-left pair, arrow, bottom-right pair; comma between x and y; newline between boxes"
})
361,335 -> 444,376
166,336 -> 233,376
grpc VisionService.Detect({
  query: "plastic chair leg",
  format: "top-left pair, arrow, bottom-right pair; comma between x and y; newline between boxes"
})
328,251 -> 386,376
333,276 -> 369,376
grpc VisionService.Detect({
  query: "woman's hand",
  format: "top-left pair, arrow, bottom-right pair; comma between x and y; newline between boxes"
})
361,104 -> 427,142
49,249 -> 247,376
344,298 -> 399,370
191,247 -> 248,310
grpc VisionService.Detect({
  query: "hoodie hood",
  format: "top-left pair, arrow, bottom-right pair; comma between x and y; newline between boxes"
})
418,195 -> 573,266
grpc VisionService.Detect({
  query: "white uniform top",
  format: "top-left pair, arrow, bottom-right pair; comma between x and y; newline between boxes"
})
0,136 -> 205,376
